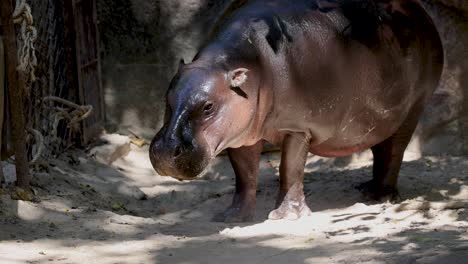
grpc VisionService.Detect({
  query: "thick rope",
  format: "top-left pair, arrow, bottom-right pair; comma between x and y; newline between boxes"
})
43,96 -> 93,142
12,0 -> 37,85
26,127 -> 44,165
43,96 -> 93,127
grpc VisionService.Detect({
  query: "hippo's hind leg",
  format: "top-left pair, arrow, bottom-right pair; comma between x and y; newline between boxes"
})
357,105 -> 423,201
212,141 -> 263,223
268,133 -> 312,220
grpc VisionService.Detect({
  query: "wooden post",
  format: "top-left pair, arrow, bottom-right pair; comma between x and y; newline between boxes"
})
0,35 -> 5,184
1,0 -> 31,189
72,0 -> 105,144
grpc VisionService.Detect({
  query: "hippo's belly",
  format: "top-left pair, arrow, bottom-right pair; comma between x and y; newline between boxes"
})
308,127 -> 388,157
306,104 -> 409,157
269,95 -> 412,158
266,86 -> 416,156
266,108 -> 409,158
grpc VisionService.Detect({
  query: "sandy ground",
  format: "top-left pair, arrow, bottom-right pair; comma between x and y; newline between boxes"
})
1,135 -> 467,264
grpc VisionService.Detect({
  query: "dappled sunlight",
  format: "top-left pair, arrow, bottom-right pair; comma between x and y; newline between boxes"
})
2,144 -> 468,263
451,185 -> 468,199
221,214 -> 329,238
16,200 -> 44,222
0,237 -> 160,264
405,135 -> 423,161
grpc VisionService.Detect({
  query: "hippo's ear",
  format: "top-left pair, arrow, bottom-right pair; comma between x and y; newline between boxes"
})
228,68 -> 249,87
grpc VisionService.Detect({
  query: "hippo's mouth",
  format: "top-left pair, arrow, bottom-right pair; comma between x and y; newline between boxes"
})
150,149 -> 214,181
172,164 -> 213,181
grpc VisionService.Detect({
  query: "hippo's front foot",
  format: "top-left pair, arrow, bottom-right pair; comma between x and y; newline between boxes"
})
356,180 -> 400,202
212,194 -> 255,223
268,182 -> 312,220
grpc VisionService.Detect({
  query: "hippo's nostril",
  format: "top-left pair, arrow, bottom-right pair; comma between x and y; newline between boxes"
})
173,145 -> 182,158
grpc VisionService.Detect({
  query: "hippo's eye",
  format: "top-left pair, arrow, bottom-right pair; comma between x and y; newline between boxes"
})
202,102 -> 215,116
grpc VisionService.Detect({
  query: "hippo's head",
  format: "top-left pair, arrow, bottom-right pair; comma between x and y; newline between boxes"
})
149,61 -> 260,180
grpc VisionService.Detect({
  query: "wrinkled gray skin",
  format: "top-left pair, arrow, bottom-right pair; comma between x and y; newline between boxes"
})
150,0 -> 444,222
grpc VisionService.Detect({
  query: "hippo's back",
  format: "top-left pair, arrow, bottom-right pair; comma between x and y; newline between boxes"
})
212,0 -> 443,156
255,0 -> 441,154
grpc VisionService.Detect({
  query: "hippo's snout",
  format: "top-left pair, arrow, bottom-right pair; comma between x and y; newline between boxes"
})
149,136 -> 171,176
149,131 -> 210,180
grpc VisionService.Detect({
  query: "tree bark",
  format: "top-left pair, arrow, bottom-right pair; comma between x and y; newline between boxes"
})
1,0 -> 31,189
0,35 -> 5,184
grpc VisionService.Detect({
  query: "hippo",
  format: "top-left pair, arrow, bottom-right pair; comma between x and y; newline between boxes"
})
149,0 -> 444,222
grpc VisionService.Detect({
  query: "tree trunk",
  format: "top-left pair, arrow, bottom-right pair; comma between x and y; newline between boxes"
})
0,0 -> 30,189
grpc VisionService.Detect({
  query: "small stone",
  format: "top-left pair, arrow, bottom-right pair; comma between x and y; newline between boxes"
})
78,157 -> 88,164
117,184 -> 147,200
111,202 -> 126,211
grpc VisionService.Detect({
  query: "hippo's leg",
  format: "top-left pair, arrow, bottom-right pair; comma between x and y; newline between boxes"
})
212,141 -> 263,223
268,133 -> 312,220
357,107 -> 422,201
